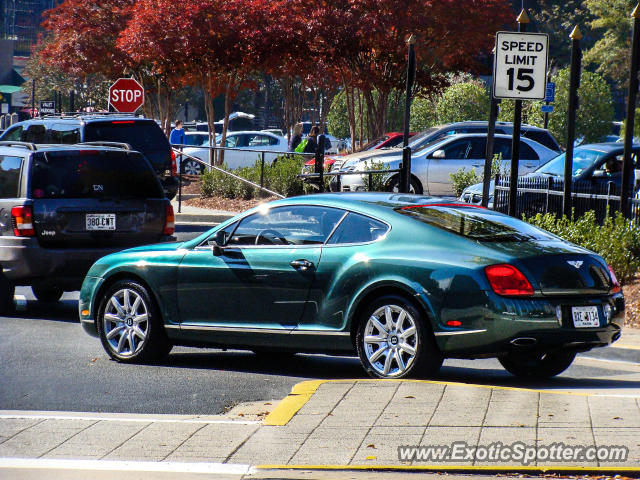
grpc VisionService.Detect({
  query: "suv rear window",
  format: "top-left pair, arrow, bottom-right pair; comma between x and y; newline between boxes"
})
30,150 -> 164,199
523,130 -> 559,151
396,205 -> 554,242
0,156 -> 23,198
83,121 -> 169,153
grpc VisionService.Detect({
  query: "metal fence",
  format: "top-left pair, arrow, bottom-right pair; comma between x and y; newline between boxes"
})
493,175 -> 640,225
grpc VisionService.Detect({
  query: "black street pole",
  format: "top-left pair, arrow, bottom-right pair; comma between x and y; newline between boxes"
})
31,79 -> 35,118
563,26 -> 582,218
621,5 -> 640,218
508,9 -> 529,217
543,70 -> 551,129
69,89 -> 75,113
483,47 -> 498,208
401,34 -> 416,193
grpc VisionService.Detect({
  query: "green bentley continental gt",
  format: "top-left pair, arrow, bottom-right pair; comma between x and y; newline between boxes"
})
79,193 -> 624,379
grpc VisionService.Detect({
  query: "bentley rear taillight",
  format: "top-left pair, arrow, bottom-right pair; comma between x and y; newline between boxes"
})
485,264 -> 534,296
608,265 -> 621,293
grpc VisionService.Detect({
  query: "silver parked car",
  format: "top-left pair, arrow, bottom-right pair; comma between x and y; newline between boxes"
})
335,134 -> 558,196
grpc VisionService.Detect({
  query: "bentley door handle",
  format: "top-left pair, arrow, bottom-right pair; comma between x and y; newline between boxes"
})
290,259 -> 315,271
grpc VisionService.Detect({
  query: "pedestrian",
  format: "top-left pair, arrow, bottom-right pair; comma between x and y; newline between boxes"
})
289,122 -> 303,151
303,125 -> 320,154
169,120 -> 186,145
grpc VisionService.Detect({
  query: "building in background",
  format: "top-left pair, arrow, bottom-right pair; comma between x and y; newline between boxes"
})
1,0 -> 57,57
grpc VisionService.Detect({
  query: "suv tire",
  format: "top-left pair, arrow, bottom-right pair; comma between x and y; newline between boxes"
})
0,275 -> 15,315
31,286 -> 64,303
97,280 -> 172,363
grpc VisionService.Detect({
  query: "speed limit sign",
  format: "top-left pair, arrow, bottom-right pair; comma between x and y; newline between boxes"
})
493,31 -> 549,100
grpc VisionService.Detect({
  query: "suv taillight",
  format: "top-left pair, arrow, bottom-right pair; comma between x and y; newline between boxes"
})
11,206 -> 35,237
485,264 -> 534,296
608,265 -> 621,293
170,150 -> 177,176
163,202 -> 175,235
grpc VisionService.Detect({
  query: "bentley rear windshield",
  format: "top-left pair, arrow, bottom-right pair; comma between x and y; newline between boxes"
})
396,205 -> 555,242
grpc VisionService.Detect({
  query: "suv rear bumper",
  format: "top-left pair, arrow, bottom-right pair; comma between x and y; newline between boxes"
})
0,236 -> 175,289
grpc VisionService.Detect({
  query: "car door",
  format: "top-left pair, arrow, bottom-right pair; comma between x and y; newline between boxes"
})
493,138 -> 540,175
176,205 -> 344,330
220,134 -> 246,169
427,138 -> 476,195
246,133 -> 278,165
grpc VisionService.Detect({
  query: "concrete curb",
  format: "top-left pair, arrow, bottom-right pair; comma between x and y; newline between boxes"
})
174,212 -> 233,225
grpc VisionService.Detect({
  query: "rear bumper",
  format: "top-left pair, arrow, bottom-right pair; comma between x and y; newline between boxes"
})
0,236 -> 175,289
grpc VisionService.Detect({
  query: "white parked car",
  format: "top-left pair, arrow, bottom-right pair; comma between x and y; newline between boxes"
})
333,133 -> 558,196
182,131 -> 288,172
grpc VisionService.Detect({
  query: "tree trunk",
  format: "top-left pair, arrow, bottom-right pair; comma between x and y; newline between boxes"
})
219,77 -> 235,166
363,89 -> 388,140
202,71 -> 217,168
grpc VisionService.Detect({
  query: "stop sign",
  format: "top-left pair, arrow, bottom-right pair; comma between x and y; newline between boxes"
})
108,78 -> 144,113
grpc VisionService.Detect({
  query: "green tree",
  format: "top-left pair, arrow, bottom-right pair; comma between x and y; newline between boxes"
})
583,0 -> 636,91
410,95 -> 437,131
498,67 -> 614,147
621,108 -> 640,140
434,82 -> 490,124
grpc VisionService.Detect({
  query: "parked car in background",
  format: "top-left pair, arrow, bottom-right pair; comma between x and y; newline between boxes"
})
330,122 -> 561,173
460,142 -> 640,208
303,132 -> 416,173
262,128 -> 285,137
0,115 -> 179,199
0,141 -> 175,314
333,133 -> 557,196
79,193 -> 623,379
182,131 -> 288,170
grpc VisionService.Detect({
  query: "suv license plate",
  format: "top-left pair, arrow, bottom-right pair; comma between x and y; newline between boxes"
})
572,306 -> 600,328
86,214 -> 116,231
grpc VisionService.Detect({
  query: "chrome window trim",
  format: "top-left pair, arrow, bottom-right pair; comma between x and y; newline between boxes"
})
194,204 -> 391,251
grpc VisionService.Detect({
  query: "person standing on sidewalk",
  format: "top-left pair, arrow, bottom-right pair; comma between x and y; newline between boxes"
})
303,125 -> 320,154
289,122 -> 303,151
169,120 -> 186,145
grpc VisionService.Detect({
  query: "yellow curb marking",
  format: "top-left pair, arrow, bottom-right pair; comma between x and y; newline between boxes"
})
263,376 -> 637,427
257,465 -> 640,472
612,343 -> 640,351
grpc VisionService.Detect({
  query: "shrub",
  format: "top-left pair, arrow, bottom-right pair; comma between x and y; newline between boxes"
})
449,154 -> 504,197
524,210 -> 640,285
200,155 -> 306,200
362,160 -> 389,191
435,82 -> 490,125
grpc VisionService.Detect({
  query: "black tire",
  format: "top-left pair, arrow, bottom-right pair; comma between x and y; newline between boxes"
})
0,275 -> 15,315
31,285 -> 64,303
181,159 -> 203,175
386,175 -> 423,194
96,280 -> 172,363
499,351 -> 576,379
356,294 -> 442,379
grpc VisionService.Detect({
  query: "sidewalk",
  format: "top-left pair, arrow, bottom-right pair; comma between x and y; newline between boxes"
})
2,379 -> 639,474
171,197 -> 235,225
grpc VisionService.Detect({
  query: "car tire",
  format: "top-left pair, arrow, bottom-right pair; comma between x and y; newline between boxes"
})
31,286 -> 64,303
181,160 -> 203,175
498,351 -> 576,379
386,175 -> 423,194
97,280 -> 172,363
0,275 -> 15,315
356,294 -> 442,379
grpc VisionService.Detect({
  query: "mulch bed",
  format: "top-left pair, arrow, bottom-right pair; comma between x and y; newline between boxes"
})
623,277 -> 640,329
185,195 -> 279,212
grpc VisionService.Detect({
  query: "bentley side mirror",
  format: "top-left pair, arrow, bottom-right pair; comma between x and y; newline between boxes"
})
209,230 -> 228,256
432,149 -> 446,159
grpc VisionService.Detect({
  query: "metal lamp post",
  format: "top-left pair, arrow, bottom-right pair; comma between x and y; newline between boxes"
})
401,34 -> 417,194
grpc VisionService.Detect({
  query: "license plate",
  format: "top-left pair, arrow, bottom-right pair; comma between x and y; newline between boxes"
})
572,306 -> 600,328
86,214 -> 116,231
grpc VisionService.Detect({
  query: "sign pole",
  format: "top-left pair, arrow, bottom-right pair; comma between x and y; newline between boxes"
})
621,4 -> 640,219
31,80 -> 35,118
563,26 -> 582,218
401,34 -> 416,194
543,71 -> 551,129
508,9 -> 529,217
483,46 -> 498,208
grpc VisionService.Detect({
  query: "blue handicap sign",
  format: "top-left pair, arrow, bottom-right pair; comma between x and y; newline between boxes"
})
541,105 -> 554,113
545,82 -> 556,102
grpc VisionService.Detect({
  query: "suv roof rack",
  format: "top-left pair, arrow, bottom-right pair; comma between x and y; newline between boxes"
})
77,141 -> 132,150
0,141 -> 37,151
40,112 -> 144,119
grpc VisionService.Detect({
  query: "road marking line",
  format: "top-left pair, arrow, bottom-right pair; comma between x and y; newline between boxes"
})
0,458 -> 253,475
0,413 -> 260,425
578,356 -> 639,366
611,344 -> 640,351
257,464 -> 640,473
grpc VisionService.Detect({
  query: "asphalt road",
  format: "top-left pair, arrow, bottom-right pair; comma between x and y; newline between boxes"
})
1,224 -> 638,415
